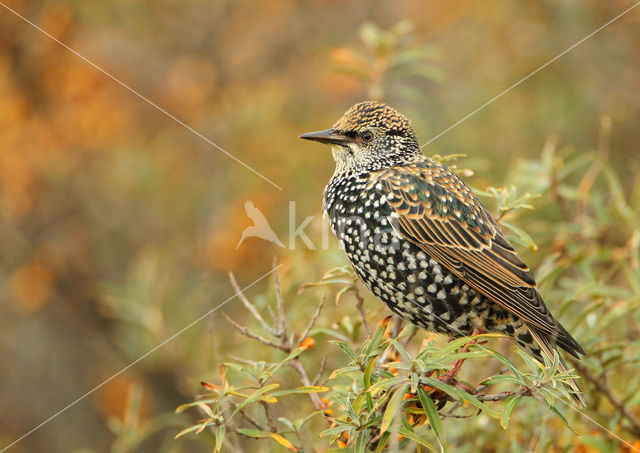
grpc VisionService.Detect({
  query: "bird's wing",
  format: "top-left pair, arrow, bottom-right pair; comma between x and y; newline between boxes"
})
372,159 -> 582,355
245,200 -> 267,222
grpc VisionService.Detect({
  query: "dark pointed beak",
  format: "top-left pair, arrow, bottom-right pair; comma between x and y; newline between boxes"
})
299,129 -> 351,145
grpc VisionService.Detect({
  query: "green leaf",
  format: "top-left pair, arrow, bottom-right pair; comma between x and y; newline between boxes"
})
418,388 -> 447,452
174,423 -> 211,439
375,432 -> 391,453
329,365 -> 361,380
388,338 -> 412,364
380,383 -> 409,434
550,405 -> 579,435
354,429 -> 370,453
500,395 -> 522,429
369,377 -> 407,395
231,383 -> 280,417
214,425 -> 225,453
363,356 -> 376,389
174,419 -> 215,439
331,341 -> 358,362
278,417 -> 295,431
501,221 -> 538,252
480,375 -> 523,386
365,323 -> 387,357
422,377 -> 500,419
237,428 -> 272,438
271,386 -> 329,397
398,419 -> 438,452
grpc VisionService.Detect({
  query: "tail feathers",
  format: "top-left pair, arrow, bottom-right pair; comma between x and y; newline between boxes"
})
554,323 -> 587,358
527,329 -> 585,407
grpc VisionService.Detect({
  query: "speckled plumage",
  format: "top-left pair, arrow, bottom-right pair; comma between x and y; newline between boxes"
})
301,101 -> 585,401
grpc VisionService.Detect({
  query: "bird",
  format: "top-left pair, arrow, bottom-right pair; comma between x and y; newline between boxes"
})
300,101 -> 585,403
236,200 -> 285,249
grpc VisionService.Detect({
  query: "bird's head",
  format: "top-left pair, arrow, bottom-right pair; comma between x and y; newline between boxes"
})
299,101 -> 420,173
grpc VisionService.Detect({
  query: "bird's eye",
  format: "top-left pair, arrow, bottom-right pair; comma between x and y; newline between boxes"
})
361,130 -> 374,142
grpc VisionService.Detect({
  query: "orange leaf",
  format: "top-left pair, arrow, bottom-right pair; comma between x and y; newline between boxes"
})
201,381 -> 218,391
270,433 -> 298,452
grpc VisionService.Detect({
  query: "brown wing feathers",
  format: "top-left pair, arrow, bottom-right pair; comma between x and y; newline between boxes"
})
378,161 -> 586,358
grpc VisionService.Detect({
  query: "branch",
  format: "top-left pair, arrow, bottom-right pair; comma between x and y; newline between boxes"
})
228,272 -> 278,337
272,259 -> 288,341
290,359 -> 325,411
570,359 -> 640,437
312,356 -> 328,387
299,296 -> 325,344
222,312 -> 290,352
475,388 -> 533,402
351,274 -> 371,336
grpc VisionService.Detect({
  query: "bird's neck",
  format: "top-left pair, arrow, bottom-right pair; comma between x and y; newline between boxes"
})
331,145 -> 421,177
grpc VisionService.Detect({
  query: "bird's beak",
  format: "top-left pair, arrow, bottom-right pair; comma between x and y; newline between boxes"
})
299,129 -> 351,146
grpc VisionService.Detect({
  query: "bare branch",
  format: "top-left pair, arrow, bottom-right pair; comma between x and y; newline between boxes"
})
312,356 -> 328,387
272,259 -> 288,340
228,271 -> 278,337
474,389 -> 532,401
290,359 -> 325,411
299,297 -> 325,344
260,400 -> 277,431
570,359 -> 640,437
222,312 -> 290,352
227,401 -> 268,431
352,275 -> 371,336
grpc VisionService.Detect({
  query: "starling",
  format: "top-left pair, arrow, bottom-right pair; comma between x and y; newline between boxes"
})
300,101 -> 585,403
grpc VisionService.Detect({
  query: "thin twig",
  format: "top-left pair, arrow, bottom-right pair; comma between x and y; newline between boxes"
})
228,272 -> 277,337
272,259 -> 288,340
440,412 -> 477,419
352,275 -> 371,336
299,297 -> 325,343
475,387 -> 535,402
228,355 -> 272,367
228,401 -> 268,431
222,312 -> 290,352
267,305 -> 278,326
312,356 -> 328,387
260,400 -> 277,431
570,359 -> 640,437
290,359 -> 325,411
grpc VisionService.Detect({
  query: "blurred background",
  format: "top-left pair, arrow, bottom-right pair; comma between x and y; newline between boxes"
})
1,1 -> 639,452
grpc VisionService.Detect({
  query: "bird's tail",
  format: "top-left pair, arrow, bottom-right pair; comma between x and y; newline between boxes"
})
527,329 -> 585,407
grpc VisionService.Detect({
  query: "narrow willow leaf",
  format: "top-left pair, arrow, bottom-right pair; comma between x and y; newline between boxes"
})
354,429 -> 370,453
418,388 -> 447,452
365,323 -> 387,357
329,365 -> 361,380
237,428 -> 272,438
398,423 -> 437,453
422,377 -> 500,419
388,338 -> 412,363
332,341 -> 358,362
480,375 -> 522,386
550,405 -> 579,435
270,433 -> 299,452
214,425 -> 225,453
271,386 -> 329,397
375,432 -> 391,453
363,356 -> 376,389
231,384 -> 280,417
380,383 -> 409,434
500,395 -> 521,429
369,377 -> 407,395
175,423 -> 208,439
501,221 -> 538,252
